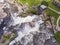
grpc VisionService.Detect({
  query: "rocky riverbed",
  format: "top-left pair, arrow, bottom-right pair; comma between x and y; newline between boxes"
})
0,0 -> 59,45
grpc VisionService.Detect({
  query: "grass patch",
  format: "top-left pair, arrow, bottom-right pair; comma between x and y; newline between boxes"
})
1,34 -> 11,43
41,1 -> 48,6
58,0 -> 60,2
48,0 -> 60,12
20,0 -> 43,7
55,31 -> 60,44
46,8 -> 60,24
26,7 -> 38,14
17,0 -> 60,11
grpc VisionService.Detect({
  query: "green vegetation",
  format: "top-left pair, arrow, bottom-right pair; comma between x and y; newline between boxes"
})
19,0 -> 51,7
26,7 -> 38,14
19,0 -> 60,11
46,8 -> 60,24
1,34 -> 11,43
48,0 -> 60,11
22,13 -> 27,17
58,0 -> 60,2
20,0 -> 43,7
41,1 -> 48,6
16,0 -> 60,11
16,0 -> 43,7
55,31 -> 60,44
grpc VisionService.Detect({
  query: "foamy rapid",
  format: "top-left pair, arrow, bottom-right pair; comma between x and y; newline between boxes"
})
9,14 -> 44,45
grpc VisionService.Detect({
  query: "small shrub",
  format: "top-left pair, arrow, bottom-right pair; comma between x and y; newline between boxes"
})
41,1 -> 48,6
26,7 -> 38,14
55,31 -> 60,44
1,34 -> 11,43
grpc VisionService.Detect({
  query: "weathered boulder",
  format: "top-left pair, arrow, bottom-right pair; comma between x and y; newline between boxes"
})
0,9 -> 7,19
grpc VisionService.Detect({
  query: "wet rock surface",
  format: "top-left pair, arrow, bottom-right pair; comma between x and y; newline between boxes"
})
44,37 -> 59,45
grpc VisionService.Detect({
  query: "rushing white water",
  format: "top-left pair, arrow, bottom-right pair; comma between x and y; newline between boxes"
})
9,14 -> 44,45
12,15 -> 37,26
0,0 -> 4,2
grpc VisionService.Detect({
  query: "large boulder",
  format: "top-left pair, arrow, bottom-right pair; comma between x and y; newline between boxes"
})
0,9 -> 7,19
